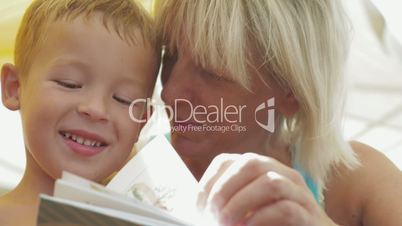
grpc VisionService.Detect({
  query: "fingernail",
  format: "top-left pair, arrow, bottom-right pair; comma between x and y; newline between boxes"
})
219,215 -> 230,226
196,191 -> 206,211
212,195 -> 225,211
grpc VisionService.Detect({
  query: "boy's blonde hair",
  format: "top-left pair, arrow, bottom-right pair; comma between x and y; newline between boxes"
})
15,0 -> 158,76
155,0 -> 359,201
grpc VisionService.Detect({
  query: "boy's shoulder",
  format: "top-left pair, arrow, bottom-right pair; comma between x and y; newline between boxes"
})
0,202 -> 20,225
0,194 -> 38,226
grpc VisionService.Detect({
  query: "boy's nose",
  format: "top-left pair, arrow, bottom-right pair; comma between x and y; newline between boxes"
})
77,96 -> 109,122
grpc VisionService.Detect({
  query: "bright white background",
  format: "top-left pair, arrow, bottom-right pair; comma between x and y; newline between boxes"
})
1,0 -> 401,194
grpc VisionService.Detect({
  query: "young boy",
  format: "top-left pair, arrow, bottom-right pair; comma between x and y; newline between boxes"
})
0,0 -> 160,225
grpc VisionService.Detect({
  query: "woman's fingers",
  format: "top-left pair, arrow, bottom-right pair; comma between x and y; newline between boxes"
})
245,199 -> 310,226
197,153 -> 332,226
200,153 -> 307,212
205,153 -> 273,212
218,171 -> 313,226
196,152 -> 320,225
197,153 -> 238,210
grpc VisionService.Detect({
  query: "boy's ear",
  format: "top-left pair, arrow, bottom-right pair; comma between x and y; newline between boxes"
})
1,63 -> 21,111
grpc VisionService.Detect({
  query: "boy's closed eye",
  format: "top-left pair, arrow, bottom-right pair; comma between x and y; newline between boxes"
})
54,80 -> 82,89
113,95 -> 133,106
53,79 -> 140,107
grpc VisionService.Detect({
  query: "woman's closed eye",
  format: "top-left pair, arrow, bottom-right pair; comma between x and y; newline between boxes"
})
55,80 -> 82,89
204,70 -> 224,81
202,69 -> 233,83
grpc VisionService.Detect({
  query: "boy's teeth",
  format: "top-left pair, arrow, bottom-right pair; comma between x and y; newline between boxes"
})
62,132 -> 104,147
83,139 -> 91,146
77,137 -> 84,145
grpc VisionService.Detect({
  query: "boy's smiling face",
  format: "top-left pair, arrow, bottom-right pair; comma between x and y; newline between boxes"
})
11,16 -> 158,182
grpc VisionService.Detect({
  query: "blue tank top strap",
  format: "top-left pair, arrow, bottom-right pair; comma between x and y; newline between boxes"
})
292,161 -> 320,204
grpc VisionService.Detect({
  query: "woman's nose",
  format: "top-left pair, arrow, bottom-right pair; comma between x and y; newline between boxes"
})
160,58 -> 194,105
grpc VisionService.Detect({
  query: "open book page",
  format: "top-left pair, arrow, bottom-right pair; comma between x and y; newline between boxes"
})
38,194 -> 182,226
53,172 -> 188,225
43,135 -> 218,226
106,135 -> 207,224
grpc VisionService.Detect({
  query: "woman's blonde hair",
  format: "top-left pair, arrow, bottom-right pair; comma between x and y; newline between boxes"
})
15,0 -> 158,76
155,0 -> 359,201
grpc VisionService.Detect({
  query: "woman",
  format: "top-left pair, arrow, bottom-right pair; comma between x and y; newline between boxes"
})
155,0 -> 402,225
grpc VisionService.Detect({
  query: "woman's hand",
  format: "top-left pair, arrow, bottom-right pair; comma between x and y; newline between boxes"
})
197,153 -> 337,226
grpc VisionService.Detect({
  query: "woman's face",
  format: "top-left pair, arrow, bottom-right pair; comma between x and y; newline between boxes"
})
161,47 -> 290,169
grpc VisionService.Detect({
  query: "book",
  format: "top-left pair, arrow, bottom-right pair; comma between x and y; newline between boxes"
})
37,135 -> 218,226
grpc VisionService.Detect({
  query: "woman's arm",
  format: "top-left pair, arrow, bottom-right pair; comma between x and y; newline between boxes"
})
352,142 -> 402,226
325,141 -> 402,226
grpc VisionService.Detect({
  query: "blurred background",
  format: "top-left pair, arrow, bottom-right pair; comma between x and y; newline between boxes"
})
0,0 -> 401,195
